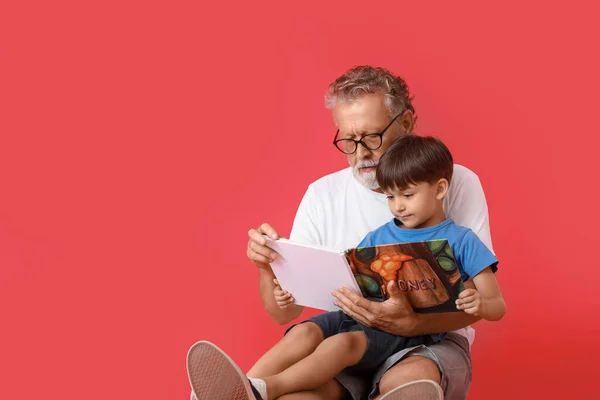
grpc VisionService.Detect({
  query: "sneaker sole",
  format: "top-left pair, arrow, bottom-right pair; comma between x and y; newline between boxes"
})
379,379 -> 444,400
186,341 -> 256,400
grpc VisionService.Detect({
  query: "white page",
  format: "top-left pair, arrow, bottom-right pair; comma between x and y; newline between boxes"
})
266,238 -> 362,312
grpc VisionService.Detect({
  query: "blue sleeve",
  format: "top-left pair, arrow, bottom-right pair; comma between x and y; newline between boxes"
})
456,230 -> 498,280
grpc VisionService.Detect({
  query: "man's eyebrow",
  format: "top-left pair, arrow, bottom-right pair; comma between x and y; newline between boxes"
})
339,127 -> 381,138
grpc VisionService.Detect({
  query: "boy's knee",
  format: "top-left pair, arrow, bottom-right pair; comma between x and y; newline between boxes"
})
328,332 -> 367,354
288,322 -> 324,344
378,356 -> 441,395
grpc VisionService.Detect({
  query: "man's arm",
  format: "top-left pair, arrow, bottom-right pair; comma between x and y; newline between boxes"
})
449,165 -> 494,252
332,281 -> 481,337
247,185 -> 321,325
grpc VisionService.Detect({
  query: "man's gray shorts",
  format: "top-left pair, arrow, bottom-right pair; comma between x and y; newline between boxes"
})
337,331 -> 472,400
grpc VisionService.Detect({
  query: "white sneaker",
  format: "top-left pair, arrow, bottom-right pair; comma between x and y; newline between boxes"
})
379,379 -> 444,400
186,341 -> 257,400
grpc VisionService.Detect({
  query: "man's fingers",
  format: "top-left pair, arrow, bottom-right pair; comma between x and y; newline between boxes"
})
337,288 -> 375,311
387,280 -> 400,296
332,288 -> 376,326
248,249 -> 272,265
248,228 -> 268,245
259,223 -> 279,240
248,240 -> 277,261
334,300 -> 370,325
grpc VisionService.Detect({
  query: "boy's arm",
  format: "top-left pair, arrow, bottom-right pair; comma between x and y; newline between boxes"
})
456,268 -> 506,321
258,267 -> 303,324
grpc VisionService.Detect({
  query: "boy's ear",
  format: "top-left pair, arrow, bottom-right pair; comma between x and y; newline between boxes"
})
435,178 -> 449,200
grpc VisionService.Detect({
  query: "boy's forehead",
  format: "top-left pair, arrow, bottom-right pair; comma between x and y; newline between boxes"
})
385,183 -> 420,193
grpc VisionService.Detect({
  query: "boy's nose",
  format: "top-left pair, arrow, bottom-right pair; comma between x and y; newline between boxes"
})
393,201 -> 405,213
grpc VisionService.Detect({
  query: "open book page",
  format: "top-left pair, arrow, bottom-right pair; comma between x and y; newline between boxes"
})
266,237 -> 361,312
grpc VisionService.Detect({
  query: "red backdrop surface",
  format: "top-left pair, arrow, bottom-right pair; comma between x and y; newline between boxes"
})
1,1 -> 599,399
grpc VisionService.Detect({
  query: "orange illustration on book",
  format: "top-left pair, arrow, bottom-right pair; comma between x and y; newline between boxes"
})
369,253 -> 413,281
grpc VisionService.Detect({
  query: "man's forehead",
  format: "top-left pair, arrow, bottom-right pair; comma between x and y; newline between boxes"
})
334,108 -> 391,136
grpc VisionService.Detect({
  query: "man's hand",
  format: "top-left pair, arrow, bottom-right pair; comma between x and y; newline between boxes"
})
247,223 -> 280,269
332,280 -> 418,336
273,279 -> 295,309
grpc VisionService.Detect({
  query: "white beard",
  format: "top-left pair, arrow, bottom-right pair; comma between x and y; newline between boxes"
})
351,159 -> 380,190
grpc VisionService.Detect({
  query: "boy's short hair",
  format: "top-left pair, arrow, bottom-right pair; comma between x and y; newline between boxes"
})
376,135 -> 454,191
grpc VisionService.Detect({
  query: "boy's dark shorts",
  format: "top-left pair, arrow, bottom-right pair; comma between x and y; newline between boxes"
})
286,310 -> 444,373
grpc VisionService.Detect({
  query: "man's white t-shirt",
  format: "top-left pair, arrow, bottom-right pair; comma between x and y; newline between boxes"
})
289,164 -> 493,346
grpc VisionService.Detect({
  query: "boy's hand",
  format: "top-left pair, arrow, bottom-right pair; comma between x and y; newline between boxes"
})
456,288 -> 483,316
273,279 -> 295,309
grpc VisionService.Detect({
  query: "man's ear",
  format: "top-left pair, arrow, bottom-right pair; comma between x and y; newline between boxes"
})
435,178 -> 449,200
399,110 -> 415,133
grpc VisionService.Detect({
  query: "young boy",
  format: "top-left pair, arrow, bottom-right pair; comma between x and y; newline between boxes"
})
188,135 -> 506,400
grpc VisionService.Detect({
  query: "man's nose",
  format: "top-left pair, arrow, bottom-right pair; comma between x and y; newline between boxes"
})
355,142 -> 372,159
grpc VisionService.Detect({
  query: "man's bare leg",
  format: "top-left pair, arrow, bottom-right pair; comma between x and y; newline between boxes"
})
276,380 -> 346,400
374,356 -> 441,400
248,322 -> 324,378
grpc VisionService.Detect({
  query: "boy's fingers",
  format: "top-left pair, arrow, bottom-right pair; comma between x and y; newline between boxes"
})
456,295 -> 475,305
458,289 -> 476,299
457,300 -> 478,310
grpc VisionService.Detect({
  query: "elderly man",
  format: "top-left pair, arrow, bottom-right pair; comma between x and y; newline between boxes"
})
187,66 -> 493,400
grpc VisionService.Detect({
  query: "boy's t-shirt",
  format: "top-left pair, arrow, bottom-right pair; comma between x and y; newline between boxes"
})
358,218 -> 498,282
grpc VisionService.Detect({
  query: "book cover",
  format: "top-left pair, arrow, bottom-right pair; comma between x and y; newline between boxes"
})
345,239 -> 464,313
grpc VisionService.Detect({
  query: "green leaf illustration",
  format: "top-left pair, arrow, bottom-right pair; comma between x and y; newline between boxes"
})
437,256 -> 456,271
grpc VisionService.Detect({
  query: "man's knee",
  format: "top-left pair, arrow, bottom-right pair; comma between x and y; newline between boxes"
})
378,356 -> 441,395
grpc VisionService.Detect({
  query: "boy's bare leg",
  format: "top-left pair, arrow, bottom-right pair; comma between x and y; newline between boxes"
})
248,322 -> 324,378
263,331 -> 368,399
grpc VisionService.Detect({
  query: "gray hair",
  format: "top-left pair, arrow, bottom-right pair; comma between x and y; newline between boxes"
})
324,65 -> 417,122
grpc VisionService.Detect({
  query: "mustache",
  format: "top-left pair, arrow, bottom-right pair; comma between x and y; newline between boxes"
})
355,159 -> 378,169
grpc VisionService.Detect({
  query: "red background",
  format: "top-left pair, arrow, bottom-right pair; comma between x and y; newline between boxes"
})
1,1 -> 599,399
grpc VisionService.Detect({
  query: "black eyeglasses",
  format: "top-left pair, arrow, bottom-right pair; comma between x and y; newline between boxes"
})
332,113 -> 403,155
